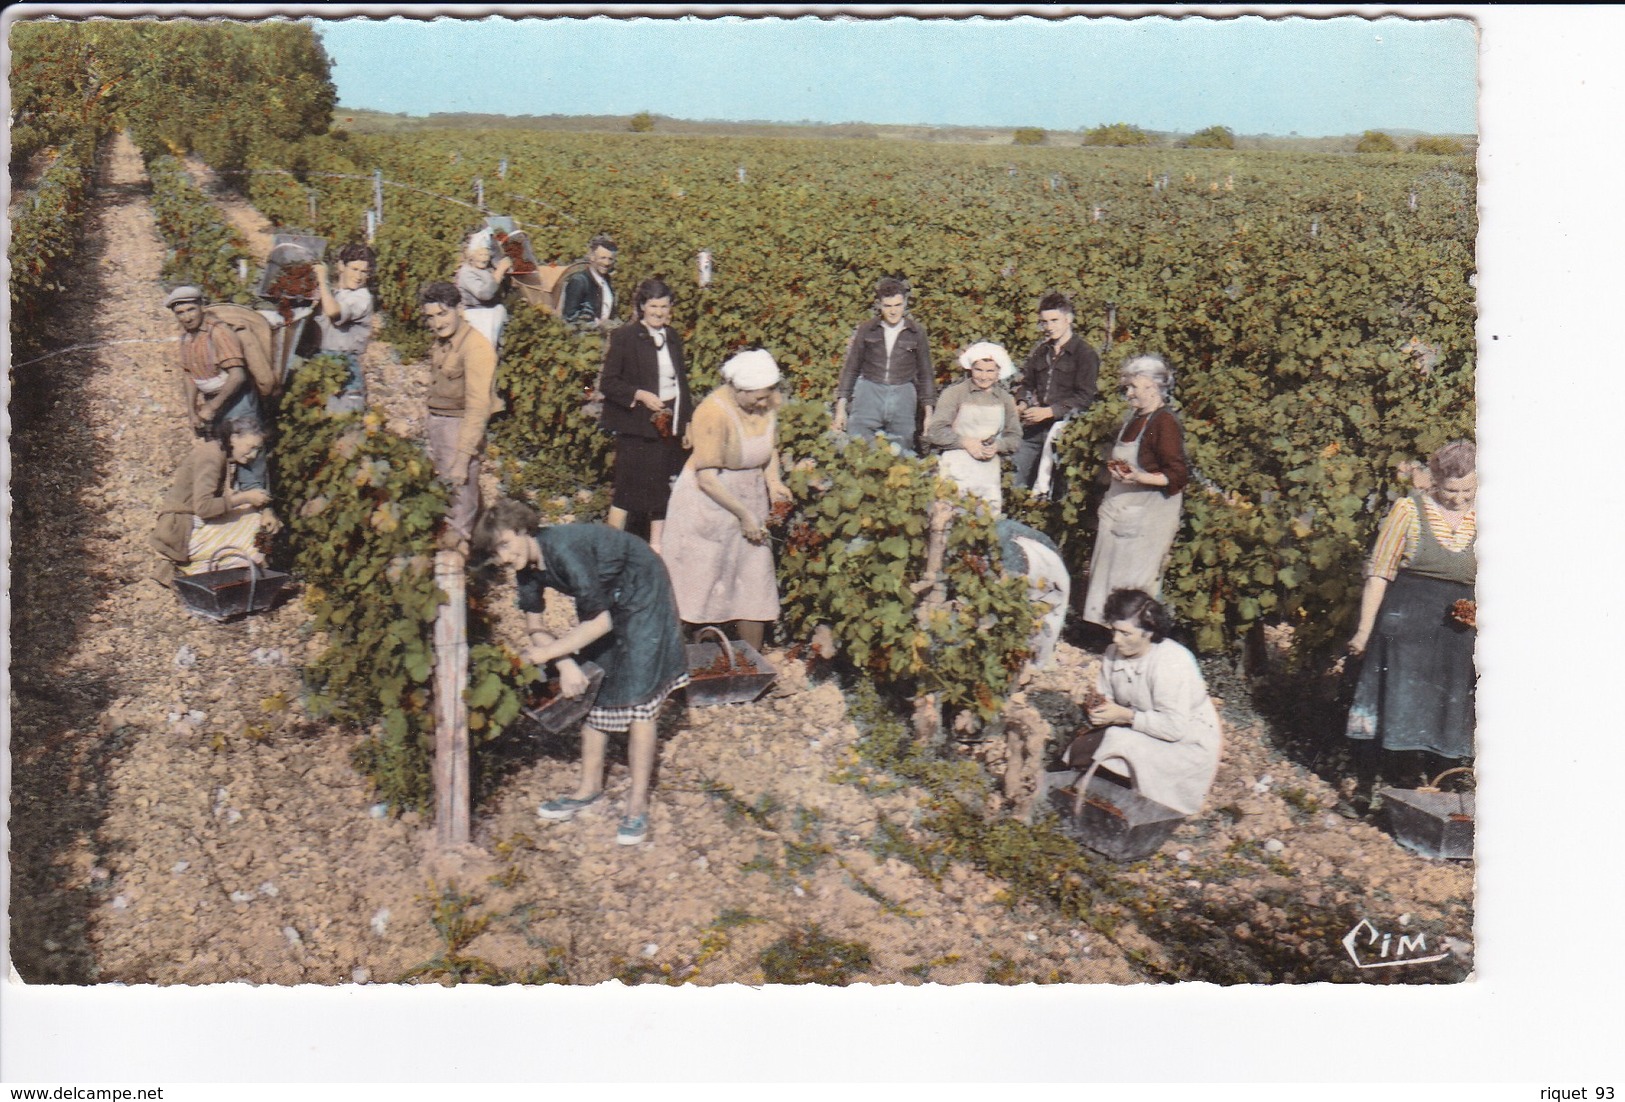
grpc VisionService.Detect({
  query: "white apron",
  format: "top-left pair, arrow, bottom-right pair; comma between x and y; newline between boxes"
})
463,304 -> 507,353
937,396 -> 1007,514
1082,412 -> 1184,625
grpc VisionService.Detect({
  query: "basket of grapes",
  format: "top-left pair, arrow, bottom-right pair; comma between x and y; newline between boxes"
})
491,225 -> 538,276
517,661 -> 606,735
255,234 -> 327,301
683,627 -> 777,706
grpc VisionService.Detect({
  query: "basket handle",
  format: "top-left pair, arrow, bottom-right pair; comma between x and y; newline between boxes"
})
696,625 -> 736,667
1428,766 -> 1474,790
1419,766 -> 1474,793
1070,754 -> 1140,819
206,545 -> 262,576
206,544 -> 261,615
1423,766 -> 1475,816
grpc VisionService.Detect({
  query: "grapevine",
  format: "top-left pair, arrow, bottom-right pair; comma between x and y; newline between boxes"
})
200,124 -> 1471,689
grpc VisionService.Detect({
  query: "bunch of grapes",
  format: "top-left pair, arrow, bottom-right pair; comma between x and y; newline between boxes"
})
692,649 -> 756,677
493,231 -> 537,275
267,263 -> 317,324
783,521 -> 825,555
267,263 -> 316,300
957,551 -> 991,578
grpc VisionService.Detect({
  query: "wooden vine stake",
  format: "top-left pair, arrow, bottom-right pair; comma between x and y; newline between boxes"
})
433,549 -> 470,846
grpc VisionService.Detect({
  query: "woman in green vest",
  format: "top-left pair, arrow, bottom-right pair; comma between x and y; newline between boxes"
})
1345,440 -> 1477,803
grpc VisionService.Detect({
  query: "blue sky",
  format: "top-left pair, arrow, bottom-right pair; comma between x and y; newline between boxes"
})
315,12 -> 1477,136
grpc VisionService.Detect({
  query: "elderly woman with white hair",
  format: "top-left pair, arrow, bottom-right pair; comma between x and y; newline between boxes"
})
659,348 -> 791,651
455,229 -> 513,351
924,341 -> 1022,514
1081,353 -> 1190,627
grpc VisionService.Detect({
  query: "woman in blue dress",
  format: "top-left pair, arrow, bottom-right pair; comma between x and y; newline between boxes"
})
473,498 -> 689,846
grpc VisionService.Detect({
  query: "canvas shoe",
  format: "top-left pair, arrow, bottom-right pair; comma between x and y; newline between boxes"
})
615,814 -> 649,846
537,792 -> 602,821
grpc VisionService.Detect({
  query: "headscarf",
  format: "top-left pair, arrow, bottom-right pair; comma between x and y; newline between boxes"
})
721,349 -> 781,391
958,341 -> 1016,382
164,285 -> 206,310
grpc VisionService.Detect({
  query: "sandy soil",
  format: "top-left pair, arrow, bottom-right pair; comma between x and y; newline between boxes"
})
9,134 -> 1472,988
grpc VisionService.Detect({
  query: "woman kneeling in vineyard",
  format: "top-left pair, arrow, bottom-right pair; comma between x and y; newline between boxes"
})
1081,354 -> 1189,628
1344,440 -> 1477,807
924,341 -> 1021,515
660,348 -> 791,652
1063,589 -> 1223,817
472,499 -> 689,847
149,416 -> 277,582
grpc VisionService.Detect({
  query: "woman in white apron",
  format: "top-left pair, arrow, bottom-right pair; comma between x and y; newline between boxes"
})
924,341 -> 1021,514
455,230 -> 512,352
1065,589 -> 1222,816
1082,354 -> 1190,626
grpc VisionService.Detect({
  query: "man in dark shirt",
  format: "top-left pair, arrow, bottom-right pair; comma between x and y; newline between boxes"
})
560,234 -> 618,328
1013,291 -> 1100,493
832,276 -> 935,455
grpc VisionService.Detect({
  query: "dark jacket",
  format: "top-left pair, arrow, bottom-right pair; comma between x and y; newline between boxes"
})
599,323 -> 693,439
835,316 -> 935,404
1016,333 -> 1100,427
561,267 -> 610,325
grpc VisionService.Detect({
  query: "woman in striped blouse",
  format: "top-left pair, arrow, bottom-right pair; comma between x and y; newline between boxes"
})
1345,440 -> 1477,801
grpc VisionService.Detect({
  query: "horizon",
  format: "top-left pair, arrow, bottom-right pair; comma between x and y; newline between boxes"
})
314,12 -> 1478,139
331,103 -> 1476,141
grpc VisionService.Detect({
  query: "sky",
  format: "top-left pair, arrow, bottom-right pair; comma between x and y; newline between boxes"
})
314,9 -> 1478,137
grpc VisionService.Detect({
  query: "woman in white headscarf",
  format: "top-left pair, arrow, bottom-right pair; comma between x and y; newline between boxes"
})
659,348 -> 791,651
455,229 -> 513,351
923,340 -> 1022,515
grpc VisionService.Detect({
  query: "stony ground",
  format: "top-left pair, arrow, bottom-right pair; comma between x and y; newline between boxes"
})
9,134 -> 1473,988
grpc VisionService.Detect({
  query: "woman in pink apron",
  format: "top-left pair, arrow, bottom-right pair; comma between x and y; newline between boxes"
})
660,349 -> 791,652
1082,354 -> 1190,627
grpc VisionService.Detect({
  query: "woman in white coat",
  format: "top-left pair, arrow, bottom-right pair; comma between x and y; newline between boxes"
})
1064,588 -> 1222,816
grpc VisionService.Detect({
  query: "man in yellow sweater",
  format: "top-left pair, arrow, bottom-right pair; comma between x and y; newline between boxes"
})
419,281 -> 501,552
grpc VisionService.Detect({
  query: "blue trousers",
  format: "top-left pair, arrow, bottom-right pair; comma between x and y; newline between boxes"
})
848,377 -> 918,456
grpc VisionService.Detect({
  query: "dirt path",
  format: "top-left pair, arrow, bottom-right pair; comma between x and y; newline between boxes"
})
10,135 -> 1472,988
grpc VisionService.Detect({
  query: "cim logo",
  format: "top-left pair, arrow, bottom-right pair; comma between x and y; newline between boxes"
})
1341,917 -> 1451,969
